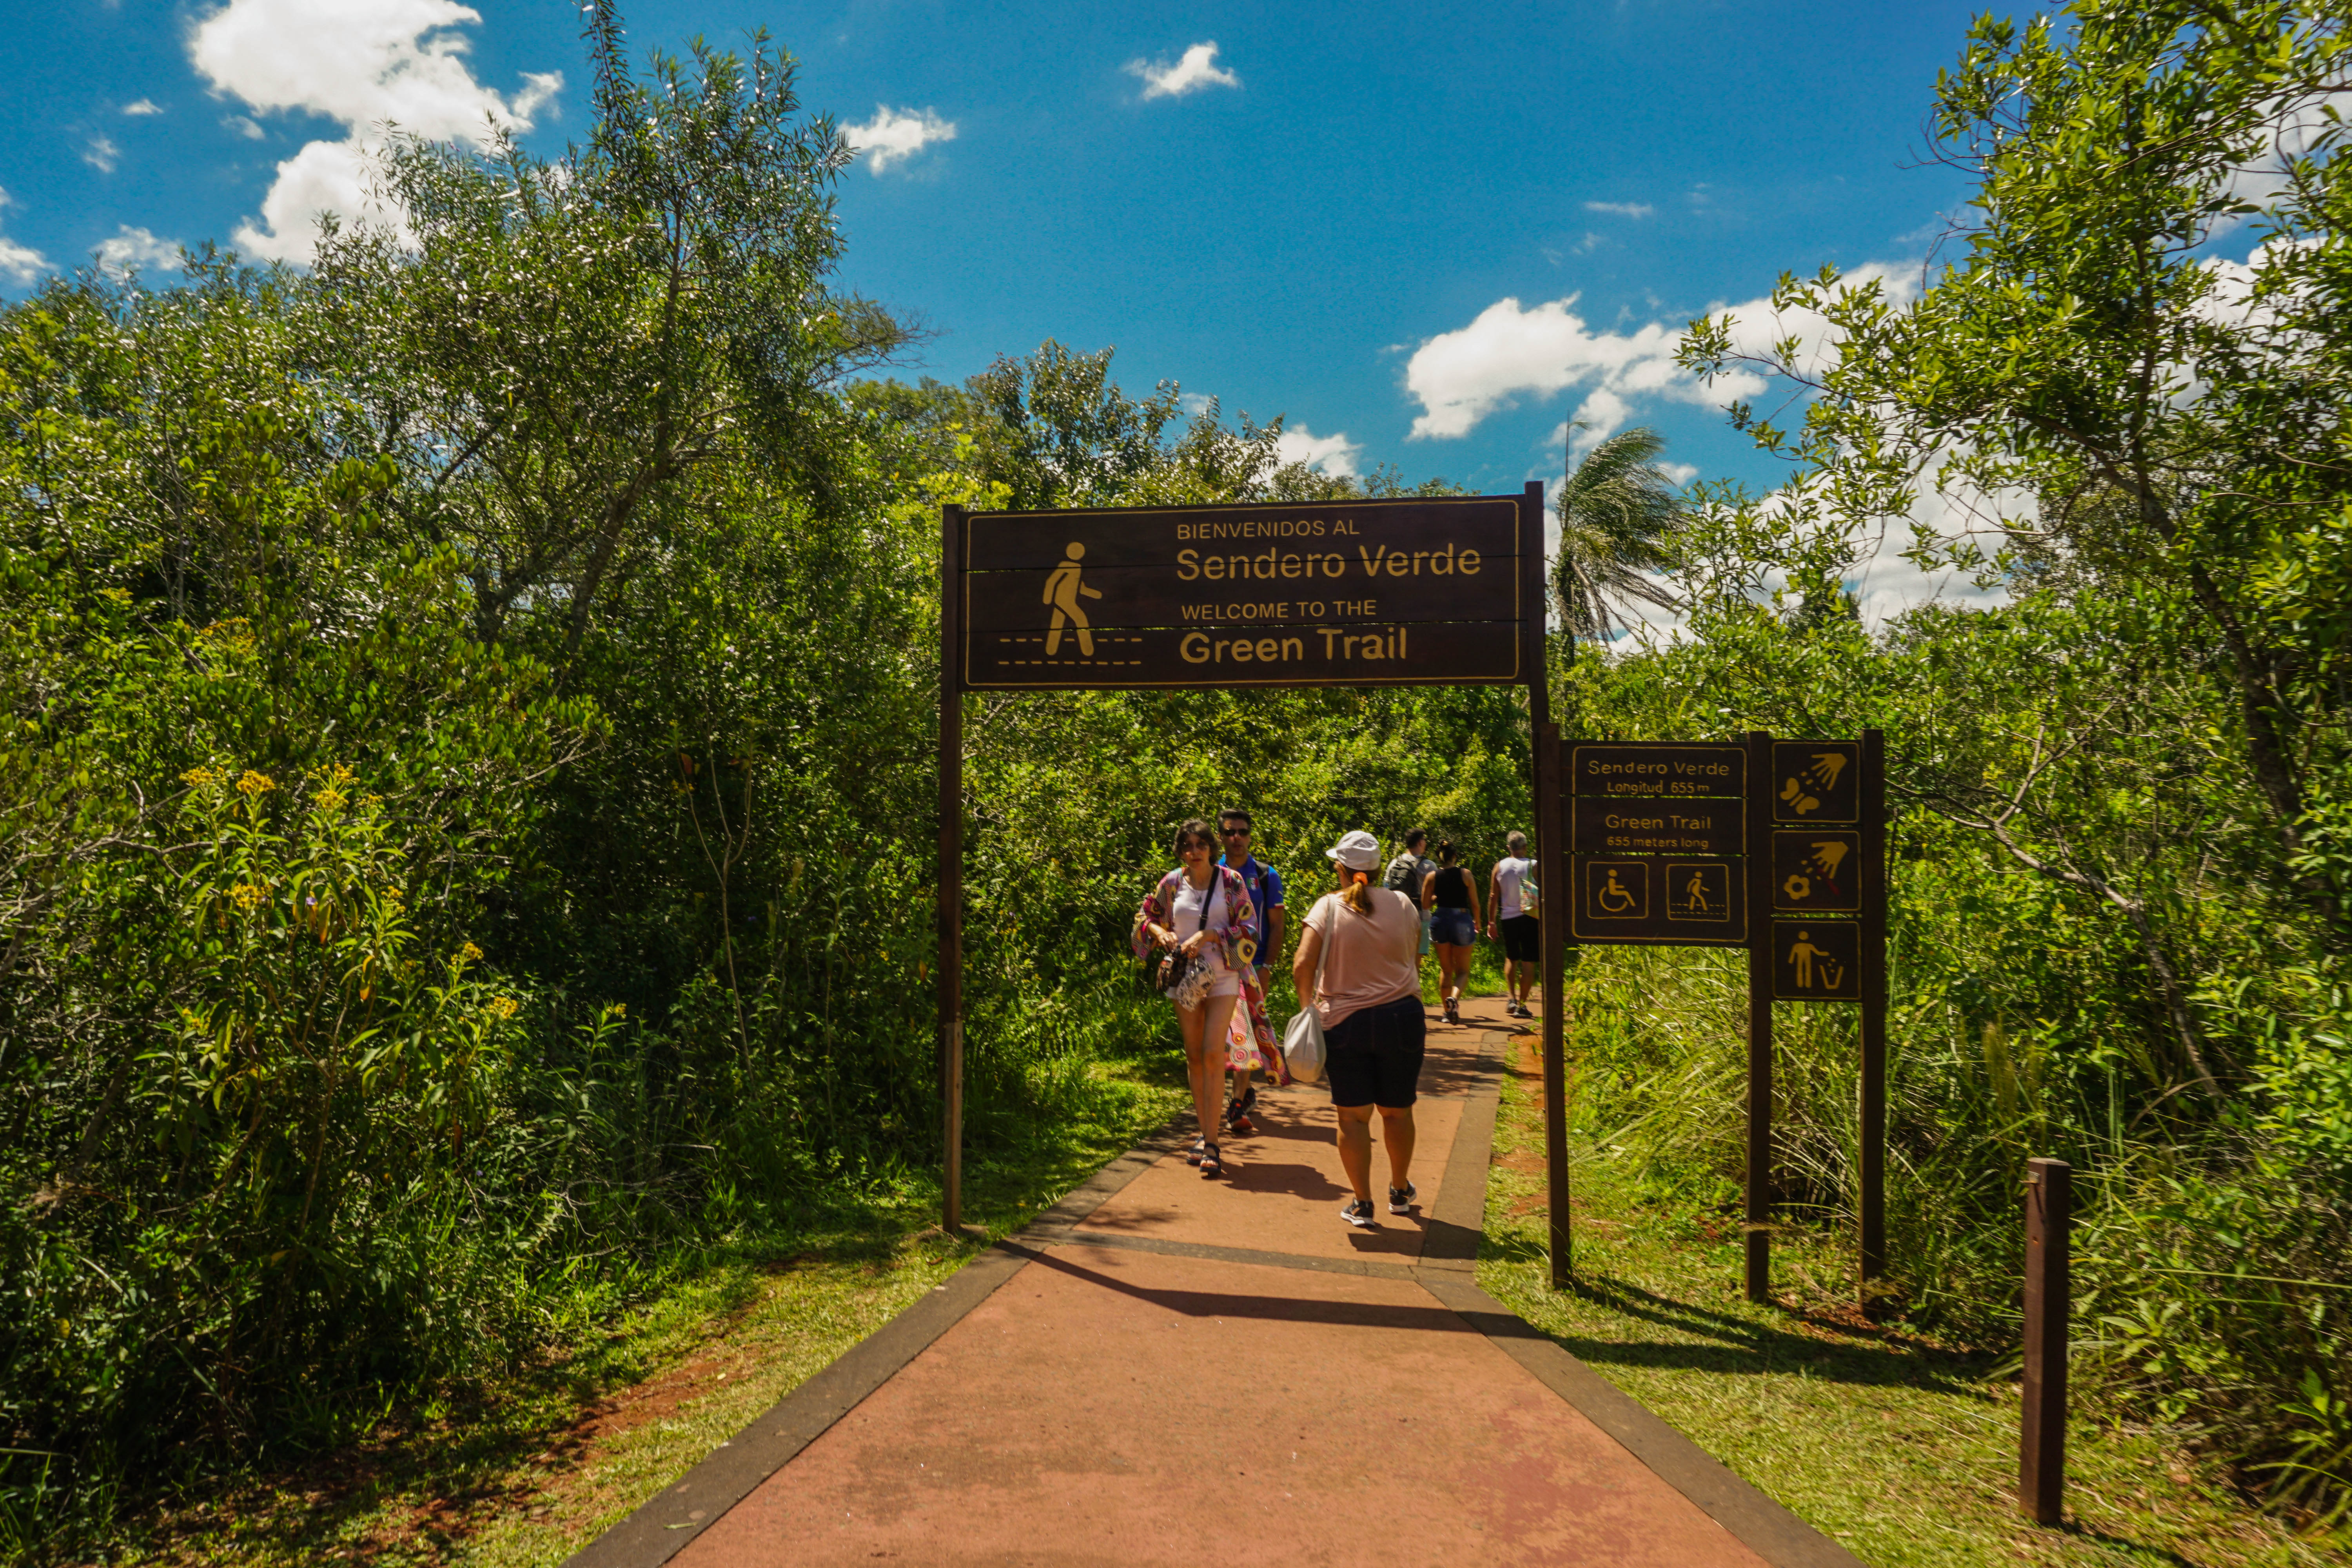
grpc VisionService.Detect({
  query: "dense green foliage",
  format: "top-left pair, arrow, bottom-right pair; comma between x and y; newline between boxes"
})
4,0 -> 2350,1553
1640,0 -> 2352,1525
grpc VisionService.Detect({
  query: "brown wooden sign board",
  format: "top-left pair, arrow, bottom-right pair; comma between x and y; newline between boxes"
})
1553,731 -> 1890,1308
958,496 -> 1522,689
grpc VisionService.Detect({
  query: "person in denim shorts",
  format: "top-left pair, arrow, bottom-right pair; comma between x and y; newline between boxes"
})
1425,840 -> 1481,1025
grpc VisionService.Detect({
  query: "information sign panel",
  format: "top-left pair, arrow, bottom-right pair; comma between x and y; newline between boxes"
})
958,497 -> 1521,689
1572,796 -> 1743,858
1770,919 -> 1861,1000
1769,740 -> 1861,824
1771,829 -> 1862,913
1570,743 -> 1744,799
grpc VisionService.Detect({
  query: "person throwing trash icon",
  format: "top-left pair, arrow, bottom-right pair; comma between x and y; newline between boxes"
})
1043,542 -> 1103,656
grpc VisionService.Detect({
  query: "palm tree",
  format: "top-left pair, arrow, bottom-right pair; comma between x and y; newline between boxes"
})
1552,424 -> 1686,644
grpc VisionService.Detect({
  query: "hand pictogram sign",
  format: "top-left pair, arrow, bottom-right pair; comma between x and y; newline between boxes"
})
1771,740 -> 1860,823
1771,829 -> 1861,911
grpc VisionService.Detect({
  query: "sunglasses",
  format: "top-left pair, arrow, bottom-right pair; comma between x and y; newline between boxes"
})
1221,826 -> 1252,838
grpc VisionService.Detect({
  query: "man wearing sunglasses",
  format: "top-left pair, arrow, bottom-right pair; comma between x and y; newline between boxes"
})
1218,808 -> 1285,1132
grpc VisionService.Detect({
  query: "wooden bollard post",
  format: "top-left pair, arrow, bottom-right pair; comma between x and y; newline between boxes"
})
2020,1157 -> 2071,1526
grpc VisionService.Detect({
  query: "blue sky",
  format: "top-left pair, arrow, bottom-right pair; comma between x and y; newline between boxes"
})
2,0 -> 1992,534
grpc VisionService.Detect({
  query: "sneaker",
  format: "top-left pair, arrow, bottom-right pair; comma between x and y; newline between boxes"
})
1340,1197 -> 1377,1229
1226,1110 -> 1255,1136
1388,1181 -> 1417,1214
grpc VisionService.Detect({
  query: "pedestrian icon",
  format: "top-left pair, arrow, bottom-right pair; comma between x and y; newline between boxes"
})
1664,861 -> 1732,922
1042,542 -> 1103,657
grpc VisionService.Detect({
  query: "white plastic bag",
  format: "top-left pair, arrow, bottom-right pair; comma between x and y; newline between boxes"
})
1283,1005 -> 1326,1085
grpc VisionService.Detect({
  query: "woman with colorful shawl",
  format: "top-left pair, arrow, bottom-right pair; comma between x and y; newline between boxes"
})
1131,818 -> 1285,1178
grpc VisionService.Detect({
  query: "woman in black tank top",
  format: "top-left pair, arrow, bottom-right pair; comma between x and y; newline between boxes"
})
1424,841 -> 1483,1025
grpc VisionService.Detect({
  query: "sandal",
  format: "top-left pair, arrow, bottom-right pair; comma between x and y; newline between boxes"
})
1187,1138 -> 1207,1167
1198,1143 -> 1223,1178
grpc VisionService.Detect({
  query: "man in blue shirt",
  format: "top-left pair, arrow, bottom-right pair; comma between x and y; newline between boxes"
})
1218,808 -> 1284,1133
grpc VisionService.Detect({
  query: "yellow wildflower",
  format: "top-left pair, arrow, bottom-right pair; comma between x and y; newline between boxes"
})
487,996 -> 519,1020
611,1003 -> 627,1018
180,766 -> 216,788
236,771 -> 275,798
229,883 -> 266,913
315,787 -> 348,811
459,941 -> 484,963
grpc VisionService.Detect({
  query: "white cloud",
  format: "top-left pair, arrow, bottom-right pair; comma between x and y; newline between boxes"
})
1274,422 -> 1362,477
1126,42 -> 1238,100
122,99 -> 164,117
225,115 -> 267,140
84,136 -> 121,174
94,225 -> 182,279
842,105 -> 956,174
1584,201 -> 1653,218
1403,265 -> 1917,444
0,188 -> 50,286
0,236 -> 48,287
189,0 -> 562,262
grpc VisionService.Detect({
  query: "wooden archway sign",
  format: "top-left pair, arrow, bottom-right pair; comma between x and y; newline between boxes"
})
934,485 -> 1567,1272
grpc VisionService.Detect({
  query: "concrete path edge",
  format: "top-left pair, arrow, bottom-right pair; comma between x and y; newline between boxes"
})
564,1022 -> 1867,1568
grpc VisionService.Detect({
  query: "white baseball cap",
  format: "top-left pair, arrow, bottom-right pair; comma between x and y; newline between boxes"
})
1325,829 -> 1382,871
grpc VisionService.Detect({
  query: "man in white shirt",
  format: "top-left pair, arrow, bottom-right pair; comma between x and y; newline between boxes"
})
1486,830 -> 1540,1019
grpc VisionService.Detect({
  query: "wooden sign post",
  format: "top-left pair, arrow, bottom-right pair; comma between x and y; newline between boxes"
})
940,489 -> 1549,1233
1554,728 -> 1887,1303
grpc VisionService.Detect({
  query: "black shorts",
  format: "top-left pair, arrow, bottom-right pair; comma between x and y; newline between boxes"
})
1324,994 -> 1427,1109
1501,913 -> 1540,963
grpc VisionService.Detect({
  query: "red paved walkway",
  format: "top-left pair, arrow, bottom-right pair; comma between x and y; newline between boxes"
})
577,995 -> 1854,1568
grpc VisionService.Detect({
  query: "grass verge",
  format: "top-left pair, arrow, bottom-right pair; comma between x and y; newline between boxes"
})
102,1049 -> 1191,1568
1475,1029 -> 2347,1568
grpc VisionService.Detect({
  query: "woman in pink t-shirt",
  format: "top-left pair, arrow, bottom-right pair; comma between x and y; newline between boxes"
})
1290,829 -> 1426,1229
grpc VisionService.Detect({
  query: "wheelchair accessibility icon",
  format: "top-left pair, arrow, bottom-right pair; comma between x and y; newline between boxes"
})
1586,860 -> 1648,920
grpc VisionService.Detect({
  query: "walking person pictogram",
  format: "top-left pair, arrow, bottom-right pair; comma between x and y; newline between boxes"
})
1042,541 -> 1103,656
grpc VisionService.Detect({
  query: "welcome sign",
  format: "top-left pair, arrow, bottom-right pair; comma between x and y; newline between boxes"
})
957,496 -> 1525,688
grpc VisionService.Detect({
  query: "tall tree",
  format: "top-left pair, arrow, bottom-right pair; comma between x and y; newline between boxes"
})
1550,424 -> 1686,644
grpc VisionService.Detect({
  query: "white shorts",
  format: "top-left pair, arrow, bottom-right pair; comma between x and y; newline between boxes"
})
1205,957 -> 1240,998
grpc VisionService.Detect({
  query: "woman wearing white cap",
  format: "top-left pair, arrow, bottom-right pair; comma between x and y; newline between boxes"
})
1291,829 -> 1428,1228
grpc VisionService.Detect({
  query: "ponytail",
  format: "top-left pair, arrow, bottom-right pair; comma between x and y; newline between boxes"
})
1340,866 -> 1375,915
